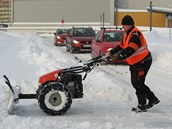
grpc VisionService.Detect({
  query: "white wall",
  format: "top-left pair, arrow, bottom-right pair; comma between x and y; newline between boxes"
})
13,0 -> 114,25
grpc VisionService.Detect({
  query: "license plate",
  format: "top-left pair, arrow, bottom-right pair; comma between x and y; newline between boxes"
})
83,44 -> 91,47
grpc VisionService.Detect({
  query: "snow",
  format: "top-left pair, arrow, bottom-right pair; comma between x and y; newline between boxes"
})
0,27 -> 172,129
118,9 -> 148,12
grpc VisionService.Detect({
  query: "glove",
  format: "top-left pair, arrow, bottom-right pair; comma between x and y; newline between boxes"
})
103,52 -> 110,59
111,53 -> 120,61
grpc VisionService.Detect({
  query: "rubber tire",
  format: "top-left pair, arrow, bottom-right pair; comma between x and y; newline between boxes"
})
38,82 -> 72,115
54,36 -> 58,46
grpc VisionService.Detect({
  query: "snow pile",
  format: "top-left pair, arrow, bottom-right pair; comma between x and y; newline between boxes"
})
144,30 -> 172,73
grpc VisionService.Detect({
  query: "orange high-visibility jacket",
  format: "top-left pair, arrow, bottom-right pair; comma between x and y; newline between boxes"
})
119,27 -> 150,65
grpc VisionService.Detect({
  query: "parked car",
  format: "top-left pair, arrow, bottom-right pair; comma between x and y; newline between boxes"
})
54,28 -> 70,46
91,28 -> 125,64
66,27 -> 96,53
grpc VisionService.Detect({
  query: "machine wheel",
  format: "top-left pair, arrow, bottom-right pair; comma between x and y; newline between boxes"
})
38,82 -> 72,115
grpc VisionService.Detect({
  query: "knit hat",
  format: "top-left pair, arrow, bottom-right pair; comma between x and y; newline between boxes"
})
121,15 -> 134,25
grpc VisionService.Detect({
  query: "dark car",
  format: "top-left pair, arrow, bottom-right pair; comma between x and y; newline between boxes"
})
54,28 -> 70,46
66,27 -> 96,53
91,28 -> 125,64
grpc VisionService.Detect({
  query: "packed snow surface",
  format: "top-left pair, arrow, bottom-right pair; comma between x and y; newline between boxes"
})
0,27 -> 172,129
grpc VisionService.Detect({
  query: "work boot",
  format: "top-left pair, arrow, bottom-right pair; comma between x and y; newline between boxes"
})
146,97 -> 160,109
132,104 -> 147,113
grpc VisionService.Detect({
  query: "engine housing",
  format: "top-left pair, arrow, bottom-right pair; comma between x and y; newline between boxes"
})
60,73 -> 83,98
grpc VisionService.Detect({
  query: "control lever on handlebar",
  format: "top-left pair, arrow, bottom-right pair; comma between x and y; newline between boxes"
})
84,55 -> 110,66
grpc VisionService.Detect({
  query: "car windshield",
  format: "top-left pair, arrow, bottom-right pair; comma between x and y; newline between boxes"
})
103,31 -> 124,42
57,29 -> 69,34
74,28 -> 95,37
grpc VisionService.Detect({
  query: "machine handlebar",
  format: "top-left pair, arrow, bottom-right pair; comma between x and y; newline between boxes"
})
61,55 -> 109,74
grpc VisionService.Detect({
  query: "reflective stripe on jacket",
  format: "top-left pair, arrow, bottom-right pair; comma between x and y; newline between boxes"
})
119,27 -> 150,65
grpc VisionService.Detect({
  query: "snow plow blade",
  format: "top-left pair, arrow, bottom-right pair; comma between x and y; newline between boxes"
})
3,75 -> 37,114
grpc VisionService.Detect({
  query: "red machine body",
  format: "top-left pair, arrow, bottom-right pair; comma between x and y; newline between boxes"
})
39,69 -> 62,85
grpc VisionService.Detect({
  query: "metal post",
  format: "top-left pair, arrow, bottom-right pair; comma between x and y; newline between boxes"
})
102,12 -> 105,29
170,23 -> 171,40
168,15 -> 172,40
149,1 -> 153,32
100,13 -> 102,27
115,0 -> 118,29
100,13 -> 104,28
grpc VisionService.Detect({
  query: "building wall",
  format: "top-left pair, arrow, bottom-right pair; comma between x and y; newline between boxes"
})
0,0 -> 11,23
117,12 -> 167,27
118,0 -> 172,9
9,0 -> 172,28
13,0 -> 114,24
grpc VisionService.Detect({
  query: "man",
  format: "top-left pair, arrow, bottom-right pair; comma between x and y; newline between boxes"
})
109,15 -> 160,112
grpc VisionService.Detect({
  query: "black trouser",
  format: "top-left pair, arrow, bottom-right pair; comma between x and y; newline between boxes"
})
129,58 -> 156,105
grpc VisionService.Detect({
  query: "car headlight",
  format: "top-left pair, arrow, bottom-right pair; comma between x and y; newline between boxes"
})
107,48 -> 113,52
57,36 -> 61,39
73,40 -> 80,44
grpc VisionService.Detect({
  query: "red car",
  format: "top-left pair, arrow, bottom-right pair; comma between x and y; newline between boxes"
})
54,28 -> 70,46
91,28 -> 125,64
66,27 -> 96,53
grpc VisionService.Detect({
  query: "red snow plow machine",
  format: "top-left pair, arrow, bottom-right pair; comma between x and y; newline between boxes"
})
3,55 -> 108,115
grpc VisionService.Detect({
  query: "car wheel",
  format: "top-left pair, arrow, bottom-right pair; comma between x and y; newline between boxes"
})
63,39 -> 67,45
